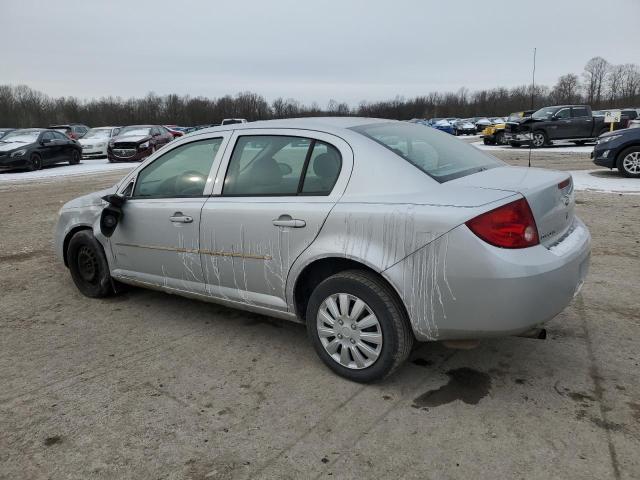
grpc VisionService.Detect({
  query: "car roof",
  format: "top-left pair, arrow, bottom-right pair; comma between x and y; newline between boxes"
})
194,117 -> 393,136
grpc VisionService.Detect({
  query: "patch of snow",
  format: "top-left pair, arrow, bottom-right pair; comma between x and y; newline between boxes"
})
471,141 -> 594,154
548,223 -> 588,256
0,160 -> 135,183
569,170 -> 640,195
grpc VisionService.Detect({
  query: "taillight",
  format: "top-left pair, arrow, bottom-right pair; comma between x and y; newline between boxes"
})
466,198 -> 539,249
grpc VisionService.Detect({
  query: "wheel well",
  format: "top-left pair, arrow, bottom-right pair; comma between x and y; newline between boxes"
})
62,226 -> 92,266
616,144 -> 640,164
293,257 -> 407,323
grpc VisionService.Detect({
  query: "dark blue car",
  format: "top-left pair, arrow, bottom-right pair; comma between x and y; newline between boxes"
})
428,119 -> 455,135
592,127 -> 640,178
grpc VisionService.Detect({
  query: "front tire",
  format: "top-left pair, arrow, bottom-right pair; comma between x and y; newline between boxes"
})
67,230 -> 114,298
495,131 -> 506,145
618,146 -> 640,178
531,130 -> 547,148
28,153 -> 42,171
306,270 -> 413,383
69,149 -> 80,165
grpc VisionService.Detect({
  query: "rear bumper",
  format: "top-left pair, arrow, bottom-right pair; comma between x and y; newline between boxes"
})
384,217 -> 591,341
82,146 -> 107,159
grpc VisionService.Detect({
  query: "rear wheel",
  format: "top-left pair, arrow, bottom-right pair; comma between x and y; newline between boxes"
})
495,131 -> 506,145
67,230 -> 114,297
306,270 -> 413,383
618,147 -> 640,178
69,149 -> 80,165
28,153 -> 42,171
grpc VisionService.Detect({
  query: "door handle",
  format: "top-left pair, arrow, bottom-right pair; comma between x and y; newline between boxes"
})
170,212 -> 193,223
273,214 -> 306,228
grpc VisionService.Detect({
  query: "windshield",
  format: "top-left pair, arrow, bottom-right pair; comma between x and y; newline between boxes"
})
118,126 -> 151,137
1,130 -> 40,143
351,122 -> 503,183
83,128 -> 112,139
532,107 -> 557,120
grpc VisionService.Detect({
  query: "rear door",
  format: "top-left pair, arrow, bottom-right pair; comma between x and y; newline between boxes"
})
571,106 -> 593,137
108,134 -> 229,292
52,131 -> 74,162
199,129 -> 353,312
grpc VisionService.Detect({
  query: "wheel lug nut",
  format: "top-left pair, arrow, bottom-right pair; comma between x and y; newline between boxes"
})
338,320 -> 343,325
337,334 -> 343,339
350,338 -> 356,344
351,323 -> 356,330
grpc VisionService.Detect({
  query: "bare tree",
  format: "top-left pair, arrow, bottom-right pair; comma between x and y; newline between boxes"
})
551,74 -> 582,104
583,57 -> 609,107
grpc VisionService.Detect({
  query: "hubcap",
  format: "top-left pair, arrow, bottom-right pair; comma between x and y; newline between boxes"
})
77,246 -> 99,283
316,293 -> 382,370
622,152 -> 640,174
533,133 -> 544,147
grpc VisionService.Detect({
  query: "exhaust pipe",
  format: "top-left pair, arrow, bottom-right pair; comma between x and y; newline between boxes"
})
516,328 -> 547,340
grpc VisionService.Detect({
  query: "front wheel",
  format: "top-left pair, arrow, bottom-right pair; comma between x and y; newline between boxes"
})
69,149 -> 80,165
531,130 -> 547,148
495,131 -> 506,145
618,146 -> 640,178
67,230 -> 114,297
306,270 -> 413,383
28,153 -> 42,171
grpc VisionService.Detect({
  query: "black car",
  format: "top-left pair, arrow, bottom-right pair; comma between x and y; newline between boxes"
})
592,127 -> 640,178
0,128 -> 16,139
0,129 -> 82,172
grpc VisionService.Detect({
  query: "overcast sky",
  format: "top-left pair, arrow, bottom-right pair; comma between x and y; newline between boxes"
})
4,0 -> 639,106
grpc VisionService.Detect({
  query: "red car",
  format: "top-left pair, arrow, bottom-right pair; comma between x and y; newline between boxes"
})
164,125 -> 185,139
107,125 -> 173,162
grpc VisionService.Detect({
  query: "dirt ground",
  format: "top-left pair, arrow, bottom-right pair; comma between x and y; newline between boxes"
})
1,154 -> 639,479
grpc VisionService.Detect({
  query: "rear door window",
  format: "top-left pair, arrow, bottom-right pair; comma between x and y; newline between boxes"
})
572,107 -> 589,118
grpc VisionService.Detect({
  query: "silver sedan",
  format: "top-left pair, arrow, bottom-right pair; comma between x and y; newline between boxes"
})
54,118 -> 591,382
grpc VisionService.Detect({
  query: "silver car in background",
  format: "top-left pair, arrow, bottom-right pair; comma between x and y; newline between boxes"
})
54,118 -> 590,382
79,126 -> 121,159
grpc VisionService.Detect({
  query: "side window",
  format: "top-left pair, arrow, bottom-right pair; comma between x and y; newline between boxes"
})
132,138 -> 222,198
42,131 -> 55,141
151,127 -> 160,136
223,136 -> 311,196
556,108 -> 570,119
52,131 -> 67,140
572,107 -> 589,118
301,141 -> 342,194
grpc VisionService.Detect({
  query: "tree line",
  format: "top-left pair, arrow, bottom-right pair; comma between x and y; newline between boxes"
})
1,57 -> 638,128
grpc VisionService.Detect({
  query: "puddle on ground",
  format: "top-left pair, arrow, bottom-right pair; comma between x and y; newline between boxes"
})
412,368 -> 492,408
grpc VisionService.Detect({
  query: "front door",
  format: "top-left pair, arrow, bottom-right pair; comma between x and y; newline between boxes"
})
39,131 -> 59,164
548,107 -> 572,140
199,130 -> 352,312
108,136 -> 227,293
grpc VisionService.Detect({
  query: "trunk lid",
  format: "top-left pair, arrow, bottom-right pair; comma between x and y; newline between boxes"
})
449,166 -> 575,247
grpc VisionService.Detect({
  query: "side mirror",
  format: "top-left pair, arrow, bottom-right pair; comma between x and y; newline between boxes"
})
100,194 -> 127,237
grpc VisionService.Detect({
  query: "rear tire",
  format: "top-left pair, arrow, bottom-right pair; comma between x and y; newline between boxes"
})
306,270 -> 413,383
495,131 -> 506,145
67,230 -> 114,298
617,146 -> 640,178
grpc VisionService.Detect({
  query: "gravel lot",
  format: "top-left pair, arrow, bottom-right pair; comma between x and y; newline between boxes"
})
1,149 -> 639,479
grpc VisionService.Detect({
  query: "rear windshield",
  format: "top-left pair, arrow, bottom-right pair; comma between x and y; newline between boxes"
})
351,122 -> 503,183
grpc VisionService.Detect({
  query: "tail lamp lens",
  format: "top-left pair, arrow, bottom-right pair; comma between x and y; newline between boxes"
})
466,198 -> 539,248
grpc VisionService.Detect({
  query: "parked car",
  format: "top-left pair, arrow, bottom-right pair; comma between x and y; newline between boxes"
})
0,128 -> 16,139
54,118 -> 590,382
430,119 -> 455,134
482,111 -> 535,145
79,127 -> 121,159
0,128 -> 81,171
164,125 -> 186,139
49,124 -> 89,140
505,105 -> 610,148
474,117 -> 492,133
452,119 -> 476,136
221,118 -> 248,125
107,125 -> 173,162
592,127 -> 640,178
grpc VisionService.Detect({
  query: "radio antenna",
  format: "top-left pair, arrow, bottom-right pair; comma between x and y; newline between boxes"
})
528,47 -> 537,168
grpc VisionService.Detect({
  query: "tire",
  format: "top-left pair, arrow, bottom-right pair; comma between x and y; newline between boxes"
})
69,149 -> 80,165
495,131 -> 506,145
306,270 -> 413,383
28,153 -> 42,171
531,130 -> 547,148
483,138 -> 492,145
617,146 -> 640,178
67,230 -> 114,298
